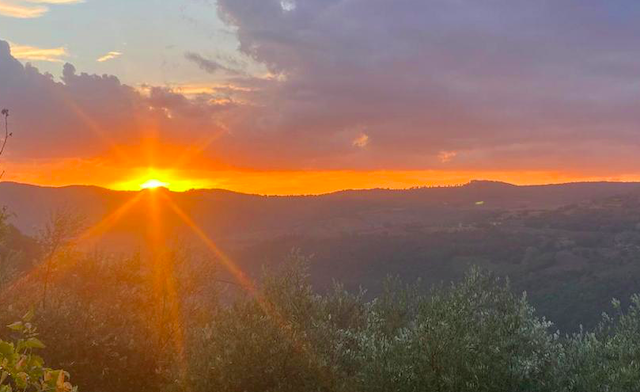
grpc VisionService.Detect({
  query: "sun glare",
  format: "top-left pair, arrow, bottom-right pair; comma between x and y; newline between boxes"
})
140,179 -> 169,190
112,170 -> 212,192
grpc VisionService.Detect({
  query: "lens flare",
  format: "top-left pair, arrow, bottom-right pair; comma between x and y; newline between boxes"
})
159,192 -> 334,388
0,192 -> 145,298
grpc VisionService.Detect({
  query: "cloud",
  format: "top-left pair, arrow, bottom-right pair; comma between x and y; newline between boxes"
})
438,151 -> 457,164
96,51 -> 122,63
9,42 -> 68,62
352,134 -> 369,148
139,83 -> 253,100
211,0 -> 640,172
184,51 -> 239,75
279,0 -> 295,12
4,1 -> 640,185
0,0 -> 81,18
26,0 -> 83,3
0,1 -> 46,18
0,40 -> 232,167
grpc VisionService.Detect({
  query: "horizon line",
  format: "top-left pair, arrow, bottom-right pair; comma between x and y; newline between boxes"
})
3,179 -> 640,198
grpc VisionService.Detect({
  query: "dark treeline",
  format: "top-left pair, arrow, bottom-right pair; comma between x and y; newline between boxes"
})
2,212 -> 640,392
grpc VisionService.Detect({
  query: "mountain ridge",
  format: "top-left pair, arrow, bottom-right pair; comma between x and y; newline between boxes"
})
6,179 -> 640,196
4,179 -> 640,237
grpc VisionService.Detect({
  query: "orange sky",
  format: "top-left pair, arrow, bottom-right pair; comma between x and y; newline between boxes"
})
3,2 -> 640,195
5,158 -> 640,195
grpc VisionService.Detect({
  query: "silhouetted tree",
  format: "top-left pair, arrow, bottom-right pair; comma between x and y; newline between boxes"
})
1,108 -> 11,178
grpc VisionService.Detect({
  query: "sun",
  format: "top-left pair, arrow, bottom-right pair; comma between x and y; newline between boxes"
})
140,179 -> 169,190
113,169 -> 212,192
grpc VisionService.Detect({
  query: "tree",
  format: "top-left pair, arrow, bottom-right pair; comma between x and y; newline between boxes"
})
38,209 -> 85,308
562,296 -> 640,391
0,109 -> 11,179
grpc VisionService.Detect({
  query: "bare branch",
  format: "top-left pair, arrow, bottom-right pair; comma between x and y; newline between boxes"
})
0,109 -> 9,157
0,109 -> 10,180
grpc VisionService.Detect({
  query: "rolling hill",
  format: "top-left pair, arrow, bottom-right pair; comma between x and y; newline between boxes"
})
4,180 -> 640,331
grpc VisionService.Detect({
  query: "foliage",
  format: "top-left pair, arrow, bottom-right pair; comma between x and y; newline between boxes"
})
5,217 -> 640,391
0,209 -> 37,292
0,208 -> 14,289
562,296 -> 640,392
1,248 -> 217,392
341,270 -> 562,392
0,310 -> 76,392
182,262 -> 562,392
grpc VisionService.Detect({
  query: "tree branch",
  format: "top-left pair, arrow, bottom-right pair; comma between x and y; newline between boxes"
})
0,109 -> 10,180
0,109 -> 9,157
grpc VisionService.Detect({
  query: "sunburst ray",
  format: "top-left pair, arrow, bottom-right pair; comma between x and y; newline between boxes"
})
0,192 -> 145,300
159,192 -> 335,387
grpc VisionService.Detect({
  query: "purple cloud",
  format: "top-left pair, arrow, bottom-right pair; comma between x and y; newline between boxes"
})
0,41 -> 230,163
213,0 -> 640,172
3,0 -> 640,178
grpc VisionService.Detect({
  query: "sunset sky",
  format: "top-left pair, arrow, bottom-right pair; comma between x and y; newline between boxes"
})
1,0 -> 640,194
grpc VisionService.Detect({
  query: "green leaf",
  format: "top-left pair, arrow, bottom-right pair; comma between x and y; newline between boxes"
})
14,372 -> 27,389
29,355 -> 44,368
24,338 -> 46,350
0,341 -> 14,357
22,308 -> 35,323
6,322 -> 23,332
0,370 -> 8,385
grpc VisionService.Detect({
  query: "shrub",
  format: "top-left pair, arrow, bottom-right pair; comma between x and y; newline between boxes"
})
0,310 -> 76,392
188,264 -> 563,392
6,234 -> 640,392
562,296 -> 640,392
341,269 -> 562,392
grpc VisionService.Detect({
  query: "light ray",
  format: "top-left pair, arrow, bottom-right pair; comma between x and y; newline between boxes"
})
170,130 -> 226,171
51,86 -> 132,165
134,130 -> 226,192
159,192 -> 258,294
76,192 -> 145,242
0,192 -> 144,299
144,190 -> 190,389
0,187 -> 336,387
160,192 -> 336,387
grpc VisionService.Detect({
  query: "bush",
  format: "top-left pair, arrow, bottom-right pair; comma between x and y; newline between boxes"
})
186,264 -> 562,392
186,258 -> 348,392
0,248 -> 218,392
562,296 -> 640,391
0,310 -> 76,392
338,269 -> 562,392
5,232 -> 640,391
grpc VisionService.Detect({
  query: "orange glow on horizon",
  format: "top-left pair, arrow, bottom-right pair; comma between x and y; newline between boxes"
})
4,125 -> 638,195
1,173 -> 339,390
5,163 -> 640,195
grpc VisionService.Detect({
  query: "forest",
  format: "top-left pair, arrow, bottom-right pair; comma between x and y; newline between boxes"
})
3,207 -> 640,392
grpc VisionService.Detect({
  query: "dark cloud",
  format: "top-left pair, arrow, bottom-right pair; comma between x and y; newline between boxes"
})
212,0 -> 640,172
184,51 -> 239,75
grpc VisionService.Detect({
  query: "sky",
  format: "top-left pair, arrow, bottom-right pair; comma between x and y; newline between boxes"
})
1,0 -> 640,194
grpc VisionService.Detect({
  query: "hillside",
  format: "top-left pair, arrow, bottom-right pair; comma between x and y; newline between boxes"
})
4,180 -> 640,237
4,180 -> 640,330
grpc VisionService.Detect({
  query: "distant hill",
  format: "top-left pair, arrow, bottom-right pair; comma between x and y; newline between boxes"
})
3,179 -> 640,252
5,180 -> 640,331
3,180 -> 640,238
